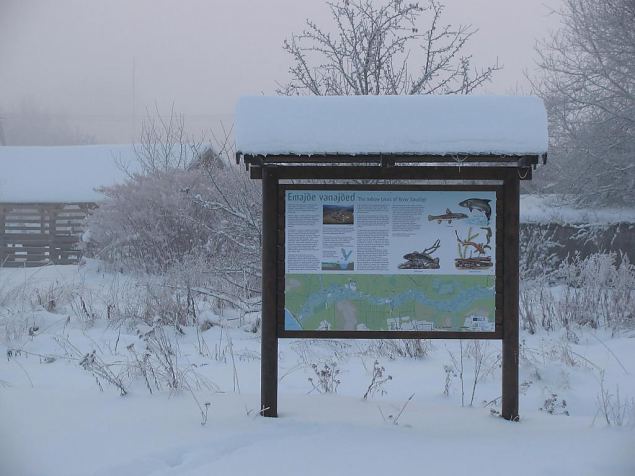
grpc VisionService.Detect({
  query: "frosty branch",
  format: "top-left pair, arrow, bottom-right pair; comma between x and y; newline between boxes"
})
278,0 -> 500,96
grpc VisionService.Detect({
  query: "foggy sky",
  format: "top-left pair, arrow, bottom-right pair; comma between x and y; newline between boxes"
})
0,0 -> 561,144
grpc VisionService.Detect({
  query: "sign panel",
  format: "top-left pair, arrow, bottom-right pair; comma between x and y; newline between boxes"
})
284,189 -> 497,333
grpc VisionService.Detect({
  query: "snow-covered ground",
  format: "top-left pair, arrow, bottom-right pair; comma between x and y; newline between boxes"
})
1,263 -> 634,476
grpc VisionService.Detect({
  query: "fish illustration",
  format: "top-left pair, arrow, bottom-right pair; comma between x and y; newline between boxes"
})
428,208 -> 468,224
399,239 -> 441,269
459,198 -> 492,221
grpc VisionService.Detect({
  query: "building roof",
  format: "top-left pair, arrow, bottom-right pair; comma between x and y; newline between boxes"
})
0,145 -> 136,203
235,95 -> 548,159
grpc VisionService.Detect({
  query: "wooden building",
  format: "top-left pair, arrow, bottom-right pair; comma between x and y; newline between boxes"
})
0,145 -> 135,267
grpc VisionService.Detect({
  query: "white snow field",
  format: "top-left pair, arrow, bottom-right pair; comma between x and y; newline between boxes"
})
1,262 -> 634,476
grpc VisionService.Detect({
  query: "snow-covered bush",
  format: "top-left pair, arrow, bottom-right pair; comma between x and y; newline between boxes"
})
446,340 -> 500,407
87,166 -> 217,272
520,252 -> 635,334
308,361 -> 341,394
79,349 -> 128,396
519,225 -> 562,280
362,360 -> 392,400
596,370 -> 635,427
540,393 -> 569,416
364,338 -> 431,360
84,109 -> 262,313
86,155 -> 261,311
559,253 -> 634,330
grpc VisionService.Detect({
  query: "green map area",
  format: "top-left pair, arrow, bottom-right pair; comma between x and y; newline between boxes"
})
285,274 -> 495,332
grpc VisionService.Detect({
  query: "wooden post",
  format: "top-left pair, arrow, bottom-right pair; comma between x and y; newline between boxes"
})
502,173 -> 520,421
0,206 -> 5,266
261,166 -> 279,417
48,206 -> 57,264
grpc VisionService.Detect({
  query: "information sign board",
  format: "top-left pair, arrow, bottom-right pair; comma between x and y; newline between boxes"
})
283,187 -> 499,334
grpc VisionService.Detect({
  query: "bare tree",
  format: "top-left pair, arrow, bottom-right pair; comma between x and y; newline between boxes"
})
187,128 -> 263,311
132,104 -> 203,174
532,0 -> 635,206
277,0 -> 500,96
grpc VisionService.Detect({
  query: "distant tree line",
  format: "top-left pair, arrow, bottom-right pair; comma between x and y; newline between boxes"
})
0,101 -> 95,146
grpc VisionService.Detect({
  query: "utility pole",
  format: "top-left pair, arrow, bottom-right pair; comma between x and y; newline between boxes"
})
131,56 -> 136,142
0,115 -> 6,145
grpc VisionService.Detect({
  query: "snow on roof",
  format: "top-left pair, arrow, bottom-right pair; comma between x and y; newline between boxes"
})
236,95 -> 548,158
0,145 -> 136,203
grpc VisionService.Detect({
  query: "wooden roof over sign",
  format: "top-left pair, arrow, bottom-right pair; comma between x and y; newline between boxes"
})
235,95 -> 548,169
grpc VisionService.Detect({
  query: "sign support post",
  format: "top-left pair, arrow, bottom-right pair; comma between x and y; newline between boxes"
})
502,173 -> 520,421
261,166 -> 278,417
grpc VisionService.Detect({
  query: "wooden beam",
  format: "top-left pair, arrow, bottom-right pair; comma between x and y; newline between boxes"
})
250,166 -> 263,180
48,207 -> 57,264
258,165 -> 514,182
249,164 -> 535,181
278,330 -> 502,340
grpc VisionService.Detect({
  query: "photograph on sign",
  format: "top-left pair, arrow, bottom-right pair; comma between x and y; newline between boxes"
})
284,189 -> 497,333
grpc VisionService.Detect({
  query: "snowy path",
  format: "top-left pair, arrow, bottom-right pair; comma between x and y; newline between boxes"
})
2,383 -> 633,476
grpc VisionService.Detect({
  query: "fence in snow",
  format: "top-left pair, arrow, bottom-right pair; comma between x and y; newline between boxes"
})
0,203 -> 95,267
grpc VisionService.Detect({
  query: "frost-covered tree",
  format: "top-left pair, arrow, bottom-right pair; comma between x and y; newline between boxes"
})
532,0 -> 635,206
277,0 -> 500,96
131,105 -> 201,174
87,110 -> 262,311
